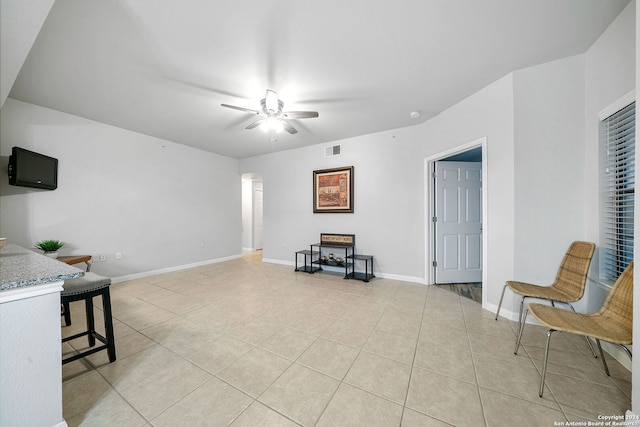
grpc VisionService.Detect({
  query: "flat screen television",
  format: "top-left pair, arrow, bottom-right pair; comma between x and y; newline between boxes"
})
8,146 -> 58,190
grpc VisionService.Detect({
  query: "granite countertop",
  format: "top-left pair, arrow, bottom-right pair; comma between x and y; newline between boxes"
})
0,243 -> 84,292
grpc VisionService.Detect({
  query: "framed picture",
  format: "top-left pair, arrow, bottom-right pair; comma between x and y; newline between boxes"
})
313,166 -> 354,213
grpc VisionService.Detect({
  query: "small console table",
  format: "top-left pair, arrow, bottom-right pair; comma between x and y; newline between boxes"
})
294,250 -> 320,273
58,254 -> 92,272
295,233 -> 375,282
349,254 -> 375,282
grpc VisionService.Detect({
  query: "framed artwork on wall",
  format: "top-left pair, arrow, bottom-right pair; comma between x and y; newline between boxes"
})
313,166 -> 354,213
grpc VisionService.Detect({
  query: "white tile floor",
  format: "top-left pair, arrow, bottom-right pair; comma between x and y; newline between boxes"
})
61,252 -> 631,426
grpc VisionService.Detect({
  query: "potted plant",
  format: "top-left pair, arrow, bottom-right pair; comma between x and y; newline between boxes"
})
35,239 -> 65,259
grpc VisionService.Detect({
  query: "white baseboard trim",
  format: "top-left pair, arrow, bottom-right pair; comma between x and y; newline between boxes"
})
262,258 -> 292,266
485,300 -> 519,322
379,273 -> 425,284
111,253 -> 244,283
261,258 -> 425,284
600,340 -> 632,371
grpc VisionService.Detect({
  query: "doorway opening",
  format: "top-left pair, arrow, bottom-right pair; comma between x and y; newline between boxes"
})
425,138 -> 487,305
241,173 -> 263,260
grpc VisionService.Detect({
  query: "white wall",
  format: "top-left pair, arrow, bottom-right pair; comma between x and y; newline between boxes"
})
241,125 -> 427,282
0,99 -> 242,278
241,178 -> 253,250
512,54 -> 587,296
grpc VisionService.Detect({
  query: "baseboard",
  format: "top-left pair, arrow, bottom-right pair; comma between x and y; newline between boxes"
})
600,340 -> 632,371
375,272 -> 425,284
262,258 -> 291,267
111,253 -> 244,283
261,258 -> 425,284
487,300 -> 519,322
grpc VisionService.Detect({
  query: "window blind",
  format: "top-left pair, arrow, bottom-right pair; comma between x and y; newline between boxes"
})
600,101 -> 635,280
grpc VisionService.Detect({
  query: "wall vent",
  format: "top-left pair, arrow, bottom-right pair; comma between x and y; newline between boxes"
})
325,144 -> 341,157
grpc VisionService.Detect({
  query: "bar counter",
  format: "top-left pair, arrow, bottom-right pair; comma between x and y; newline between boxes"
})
0,243 -> 83,427
0,243 -> 83,293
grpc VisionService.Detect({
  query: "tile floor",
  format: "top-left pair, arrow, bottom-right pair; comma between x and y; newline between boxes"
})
61,252 -> 631,426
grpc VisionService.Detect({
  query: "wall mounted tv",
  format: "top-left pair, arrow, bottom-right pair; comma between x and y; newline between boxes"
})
8,146 -> 58,190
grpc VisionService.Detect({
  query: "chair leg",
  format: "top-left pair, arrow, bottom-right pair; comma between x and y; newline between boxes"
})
495,284 -> 507,320
566,304 -> 597,358
515,296 -> 527,345
583,337 -> 598,358
620,345 -> 632,361
85,297 -> 96,347
102,288 -> 116,363
515,308 -> 528,354
539,329 -> 556,397
596,339 -> 610,376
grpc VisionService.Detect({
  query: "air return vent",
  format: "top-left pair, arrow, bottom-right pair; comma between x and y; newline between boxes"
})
324,144 -> 341,157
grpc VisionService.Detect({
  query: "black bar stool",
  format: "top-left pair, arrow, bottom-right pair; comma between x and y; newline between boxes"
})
61,272 -> 116,364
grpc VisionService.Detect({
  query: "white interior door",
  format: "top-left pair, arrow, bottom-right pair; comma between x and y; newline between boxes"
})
434,161 -> 482,283
253,186 -> 263,250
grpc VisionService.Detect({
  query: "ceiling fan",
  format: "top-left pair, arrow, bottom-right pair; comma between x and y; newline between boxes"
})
221,89 -> 319,141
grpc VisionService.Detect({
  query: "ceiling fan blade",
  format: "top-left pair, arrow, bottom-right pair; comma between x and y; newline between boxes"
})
246,119 -> 267,130
284,111 -> 319,119
281,119 -> 298,134
221,104 -> 261,114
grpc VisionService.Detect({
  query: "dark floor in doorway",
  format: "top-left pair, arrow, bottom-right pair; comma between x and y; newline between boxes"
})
434,283 -> 482,304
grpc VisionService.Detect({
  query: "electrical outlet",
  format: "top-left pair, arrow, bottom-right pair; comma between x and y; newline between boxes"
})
115,252 -> 122,260
99,254 -> 107,262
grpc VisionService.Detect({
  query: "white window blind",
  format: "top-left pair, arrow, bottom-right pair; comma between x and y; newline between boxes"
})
600,101 -> 635,280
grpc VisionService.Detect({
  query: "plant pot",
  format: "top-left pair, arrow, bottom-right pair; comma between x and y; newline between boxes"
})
44,251 -> 59,259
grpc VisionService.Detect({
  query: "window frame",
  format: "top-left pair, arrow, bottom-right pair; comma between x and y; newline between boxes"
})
599,92 -> 635,282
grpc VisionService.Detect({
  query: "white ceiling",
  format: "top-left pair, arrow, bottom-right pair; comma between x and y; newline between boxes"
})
7,0 -> 630,159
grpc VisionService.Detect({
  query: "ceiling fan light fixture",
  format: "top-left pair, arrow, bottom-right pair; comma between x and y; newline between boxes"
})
222,89 -> 317,137
261,116 -> 284,133
265,89 -> 280,113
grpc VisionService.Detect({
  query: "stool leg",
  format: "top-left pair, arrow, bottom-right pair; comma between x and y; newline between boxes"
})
63,301 -> 72,326
102,288 -> 117,362
85,297 -> 96,347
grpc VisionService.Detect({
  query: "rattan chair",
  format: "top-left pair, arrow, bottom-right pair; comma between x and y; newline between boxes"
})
520,261 -> 633,397
495,241 -> 596,354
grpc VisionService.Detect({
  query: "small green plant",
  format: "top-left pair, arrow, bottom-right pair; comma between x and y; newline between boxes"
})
35,239 -> 66,252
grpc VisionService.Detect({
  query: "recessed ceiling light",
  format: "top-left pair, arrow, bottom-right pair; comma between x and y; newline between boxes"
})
410,111 -> 421,119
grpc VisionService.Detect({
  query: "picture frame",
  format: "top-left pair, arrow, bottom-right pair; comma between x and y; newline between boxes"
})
313,166 -> 354,213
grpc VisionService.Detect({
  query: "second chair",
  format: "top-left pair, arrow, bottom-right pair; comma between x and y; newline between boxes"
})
495,241 -> 596,354
520,261 -> 633,397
